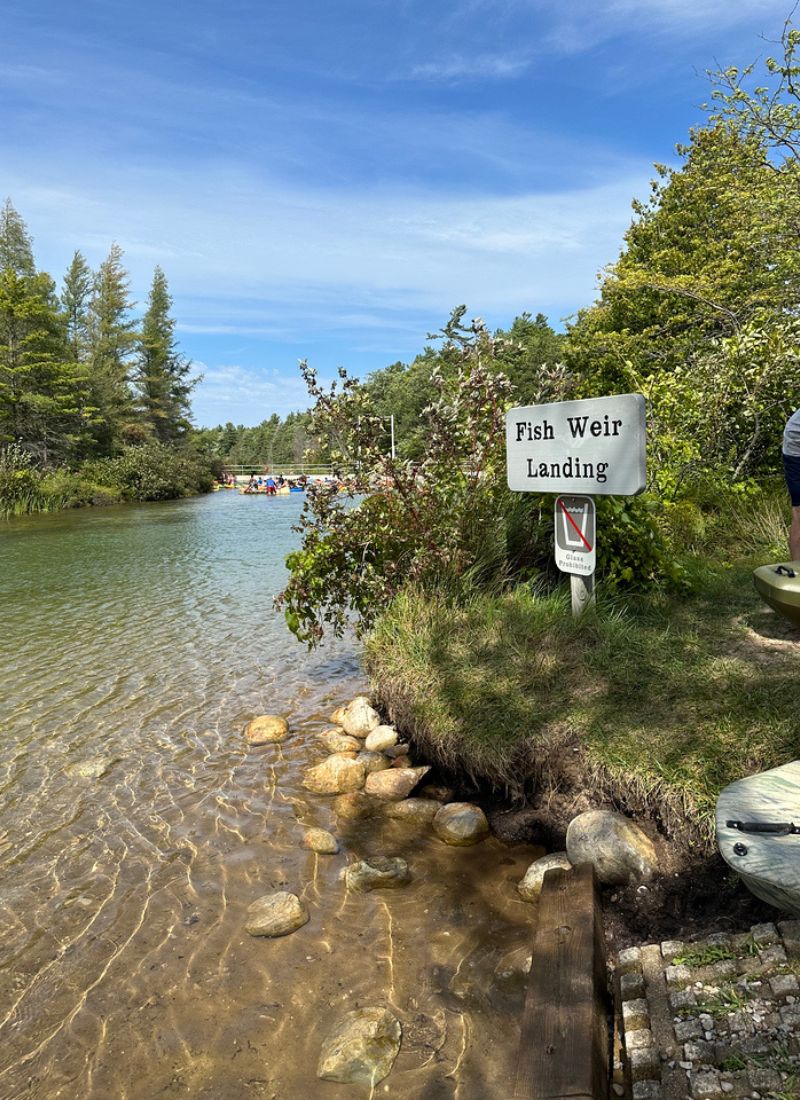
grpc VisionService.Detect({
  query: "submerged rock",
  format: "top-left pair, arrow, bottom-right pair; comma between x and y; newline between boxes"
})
245,891 -> 309,937
433,803 -> 489,846
318,729 -> 360,753
364,725 -> 398,753
245,715 -> 289,744
385,798 -> 442,824
302,828 -> 340,854
65,755 -> 115,780
333,791 -> 383,820
356,751 -> 391,775
565,809 -> 658,886
334,696 -> 381,739
303,754 -> 367,795
518,852 -> 573,902
365,766 -> 430,801
317,1006 -> 402,1086
344,856 -> 411,892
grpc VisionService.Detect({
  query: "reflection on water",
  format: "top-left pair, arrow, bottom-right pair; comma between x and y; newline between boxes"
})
0,493 -> 541,1098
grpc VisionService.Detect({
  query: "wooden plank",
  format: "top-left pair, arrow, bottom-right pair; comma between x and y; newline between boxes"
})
513,862 -> 610,1100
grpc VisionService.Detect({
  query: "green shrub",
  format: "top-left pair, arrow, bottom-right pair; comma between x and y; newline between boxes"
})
0,443 -> 47,517
92,442 -> 215,501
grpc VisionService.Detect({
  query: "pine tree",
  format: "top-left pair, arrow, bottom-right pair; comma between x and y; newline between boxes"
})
86,243 -> 137,453
0,198 -> 35,277
133,266 -> 195,444
61,251 -> 93,364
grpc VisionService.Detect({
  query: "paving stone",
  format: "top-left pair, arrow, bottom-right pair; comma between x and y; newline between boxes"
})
675,1018 -> 704,1043
778,919 -> 800,956
666,964 -> 692,988
702,934 -> 733,950
661,940 -> 685,961
623,998 -> 650,1031
703,960 -> 738,981
746,1066 -> 782,1093
619,945 -> 643,973
626,1028 -> 656,1051
751,922 -> 779,945
621,970 -> 646,999
670,989 -> 698,1010
684,1039 -> 717,1064
632,1082 -> 662,1100
630,1046 -> 660,1081
739,1034 -> 770,1056
758,943 -> 788,968
726,1010 -> 753,1035
689,1069 -> 722,1098
780,1004 -> 800,1027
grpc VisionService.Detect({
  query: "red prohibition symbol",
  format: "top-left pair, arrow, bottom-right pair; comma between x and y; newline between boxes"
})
557,497 -> 593,552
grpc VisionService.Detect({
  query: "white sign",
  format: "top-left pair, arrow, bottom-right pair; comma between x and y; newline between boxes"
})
555,495 -> 596,576
506,394 -> 646,496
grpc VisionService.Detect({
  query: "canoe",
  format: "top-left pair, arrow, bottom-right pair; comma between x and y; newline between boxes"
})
753,561 -> 800,627
717,760 -> 800,915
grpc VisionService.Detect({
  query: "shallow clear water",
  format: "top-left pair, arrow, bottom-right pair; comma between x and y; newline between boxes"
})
0,491 -> 540,1099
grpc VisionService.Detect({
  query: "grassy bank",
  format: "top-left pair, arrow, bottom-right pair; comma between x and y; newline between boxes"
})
0,442 -> 217,519
365,501 -> 800,849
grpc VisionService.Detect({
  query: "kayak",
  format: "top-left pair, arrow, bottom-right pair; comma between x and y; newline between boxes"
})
717,760 -> 800,915
753,561 -> 800,627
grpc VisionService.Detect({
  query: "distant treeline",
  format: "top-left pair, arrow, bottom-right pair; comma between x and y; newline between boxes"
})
195,312 -> 564,466
0,199 -> 217,517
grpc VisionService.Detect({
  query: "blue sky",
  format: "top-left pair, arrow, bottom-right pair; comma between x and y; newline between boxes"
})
1,0 -> 790,426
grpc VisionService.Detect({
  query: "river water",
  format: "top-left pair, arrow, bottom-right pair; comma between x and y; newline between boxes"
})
0,491 -> 540,1100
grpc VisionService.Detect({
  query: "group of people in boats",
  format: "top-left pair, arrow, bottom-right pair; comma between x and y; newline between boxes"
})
242,473 -> 305,494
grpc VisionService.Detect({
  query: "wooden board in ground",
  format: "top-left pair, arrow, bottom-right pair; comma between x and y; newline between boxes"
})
513,862 -> 610,1100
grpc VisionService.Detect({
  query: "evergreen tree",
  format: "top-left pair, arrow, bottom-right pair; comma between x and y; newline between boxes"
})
61,251 -> 93,364
0,198 -> 35,277
86,243 -> 137,453
133,266 -> 195,443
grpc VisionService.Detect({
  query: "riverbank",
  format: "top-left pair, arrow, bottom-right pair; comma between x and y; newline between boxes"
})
0,440 -> 217,518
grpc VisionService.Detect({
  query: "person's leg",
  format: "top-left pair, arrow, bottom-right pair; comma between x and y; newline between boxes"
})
791,505 -> 800,561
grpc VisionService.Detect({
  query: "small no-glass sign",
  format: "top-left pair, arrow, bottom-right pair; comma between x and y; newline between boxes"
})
555,495 -> 595,576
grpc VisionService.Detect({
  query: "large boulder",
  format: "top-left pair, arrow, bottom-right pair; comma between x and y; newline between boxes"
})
302,828 -> 340,854
333,791 -> 383,820
518,852 -> 573,902
245,715 -> 289,745
365,725 -> 399,753
433,803 -> 489,846
385,798 -> 443,824
334,696 -> 381,739
303,754 -> 367,795
317,728 -> 360,753
344,856 -> 411,892
365,766 -> 430,801
565,810 -> 658,886
245,891 -> 308,937
317,1006 -> 402,1086
357,751 -> 391,775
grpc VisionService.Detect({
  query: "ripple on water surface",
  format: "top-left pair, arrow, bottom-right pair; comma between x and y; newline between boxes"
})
0,493 -> 540,1098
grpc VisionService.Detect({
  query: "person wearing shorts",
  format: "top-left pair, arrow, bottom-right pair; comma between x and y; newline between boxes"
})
783,408 -> 800,560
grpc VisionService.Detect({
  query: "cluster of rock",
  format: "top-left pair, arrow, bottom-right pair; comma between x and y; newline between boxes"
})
617,920 -> 800,1100
239,695 -> 491,1086
518,808 -> 659,901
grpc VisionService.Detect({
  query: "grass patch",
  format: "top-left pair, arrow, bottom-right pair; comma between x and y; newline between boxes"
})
365,543 -> 800,845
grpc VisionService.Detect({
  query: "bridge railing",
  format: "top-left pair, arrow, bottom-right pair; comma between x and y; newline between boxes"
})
220,463 -> 352,478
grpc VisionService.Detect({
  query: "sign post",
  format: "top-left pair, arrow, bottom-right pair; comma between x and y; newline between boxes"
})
505,394 -> 646,618
555,494 -> 596,615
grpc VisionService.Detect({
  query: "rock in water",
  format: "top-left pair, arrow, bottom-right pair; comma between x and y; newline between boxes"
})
302,828 -> 340,854
433,803 -> 489,846
245,891 -> 309,936
303,754 -> 367,795
245,715 -> 289,745
317,729 -> 360,753
335,696 -> 381,739
385,798 -> 442,824
356,751 -> 391,774
317,1006 -> 402,1086
344,856 -> 411,892
364,725 -> 398,752
365,766 -> 431,801
518,852 -> 573,901
333,791 -> 383,820
565,809 -> 658,886
65,756 -> 115,780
